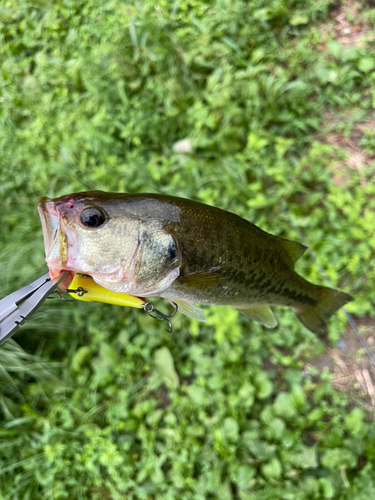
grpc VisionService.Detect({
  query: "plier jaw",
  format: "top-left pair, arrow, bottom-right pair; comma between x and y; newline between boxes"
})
0,271 -> 70,345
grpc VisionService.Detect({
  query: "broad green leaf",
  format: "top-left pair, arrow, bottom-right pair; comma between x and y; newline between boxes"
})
358,58 -> 375,73
154,347 -> 179,389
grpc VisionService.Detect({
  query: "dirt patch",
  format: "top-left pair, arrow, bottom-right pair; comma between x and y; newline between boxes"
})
331,0 -> 374,46
295,1 -> 375,409
307,317 -> 375,407
318,0 -> 373,49
323,114 -> 375,186
317,1 -> 375,186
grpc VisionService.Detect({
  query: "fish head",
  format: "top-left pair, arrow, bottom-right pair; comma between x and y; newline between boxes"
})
38,191 -> 181,295
38,191 -> 140,284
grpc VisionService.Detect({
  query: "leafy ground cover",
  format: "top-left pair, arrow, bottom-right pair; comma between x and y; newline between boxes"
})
1,0 -> 375,498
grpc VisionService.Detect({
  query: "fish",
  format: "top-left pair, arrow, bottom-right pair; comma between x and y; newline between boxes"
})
37,191 -> 353,335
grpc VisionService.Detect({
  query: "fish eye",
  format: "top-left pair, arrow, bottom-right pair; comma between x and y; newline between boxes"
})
80,207 -> 107,228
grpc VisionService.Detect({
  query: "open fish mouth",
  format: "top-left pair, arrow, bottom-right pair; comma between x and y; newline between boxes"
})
38,197 -> 75,286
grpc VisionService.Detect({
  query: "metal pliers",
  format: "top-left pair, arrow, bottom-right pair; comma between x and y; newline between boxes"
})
0,271 -> 69,345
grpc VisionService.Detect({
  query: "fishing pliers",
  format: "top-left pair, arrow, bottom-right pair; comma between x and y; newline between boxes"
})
0,272 -> 69,345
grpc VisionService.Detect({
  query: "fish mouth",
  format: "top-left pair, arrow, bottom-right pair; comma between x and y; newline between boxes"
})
38,197 -> 75,286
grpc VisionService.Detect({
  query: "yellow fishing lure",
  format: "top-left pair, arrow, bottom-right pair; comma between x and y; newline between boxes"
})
68,274 -> 145,309
67,274 -> 178,332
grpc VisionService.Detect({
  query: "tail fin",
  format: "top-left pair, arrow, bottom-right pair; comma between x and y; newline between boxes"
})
293,286 -> 353,335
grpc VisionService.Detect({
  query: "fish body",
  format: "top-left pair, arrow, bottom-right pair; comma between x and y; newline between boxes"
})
38,191 -> 353,334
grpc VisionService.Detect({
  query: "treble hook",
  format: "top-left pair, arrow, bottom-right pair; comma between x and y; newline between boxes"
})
66,287 -> 87,298
49,287 -> 88,302
143,301 -> 178,333
48,284 -> 179,332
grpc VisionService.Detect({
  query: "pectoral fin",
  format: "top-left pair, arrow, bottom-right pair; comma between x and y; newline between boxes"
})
169,299 -> 208,322
236,305 -> 277,328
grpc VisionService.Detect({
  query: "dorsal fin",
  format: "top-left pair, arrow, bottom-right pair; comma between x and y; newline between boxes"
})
279,238 -> 307,266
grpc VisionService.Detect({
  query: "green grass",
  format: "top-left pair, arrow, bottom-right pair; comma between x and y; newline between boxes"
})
1,0 -> 375,498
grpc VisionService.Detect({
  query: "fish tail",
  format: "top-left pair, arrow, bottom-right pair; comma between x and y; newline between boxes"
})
293,286 -> 353,335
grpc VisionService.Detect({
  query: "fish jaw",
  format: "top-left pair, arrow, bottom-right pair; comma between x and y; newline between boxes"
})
37,197 -> 77,280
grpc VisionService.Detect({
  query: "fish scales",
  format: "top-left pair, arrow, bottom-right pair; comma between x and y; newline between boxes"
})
38,191 -> 353,334
161,196 -> 314,307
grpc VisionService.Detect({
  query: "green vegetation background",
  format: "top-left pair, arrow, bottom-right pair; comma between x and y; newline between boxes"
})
1,0 -> 375,498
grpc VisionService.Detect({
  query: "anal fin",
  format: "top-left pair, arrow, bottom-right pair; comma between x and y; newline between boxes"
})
169,299 -> 208,322
236,305 -> 277,328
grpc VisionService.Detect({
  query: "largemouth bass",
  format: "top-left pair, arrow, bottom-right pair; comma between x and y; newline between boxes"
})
38,192 -> 353,334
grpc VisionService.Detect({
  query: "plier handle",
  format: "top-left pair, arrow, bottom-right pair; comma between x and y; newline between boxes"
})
0,271 -> 69,345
